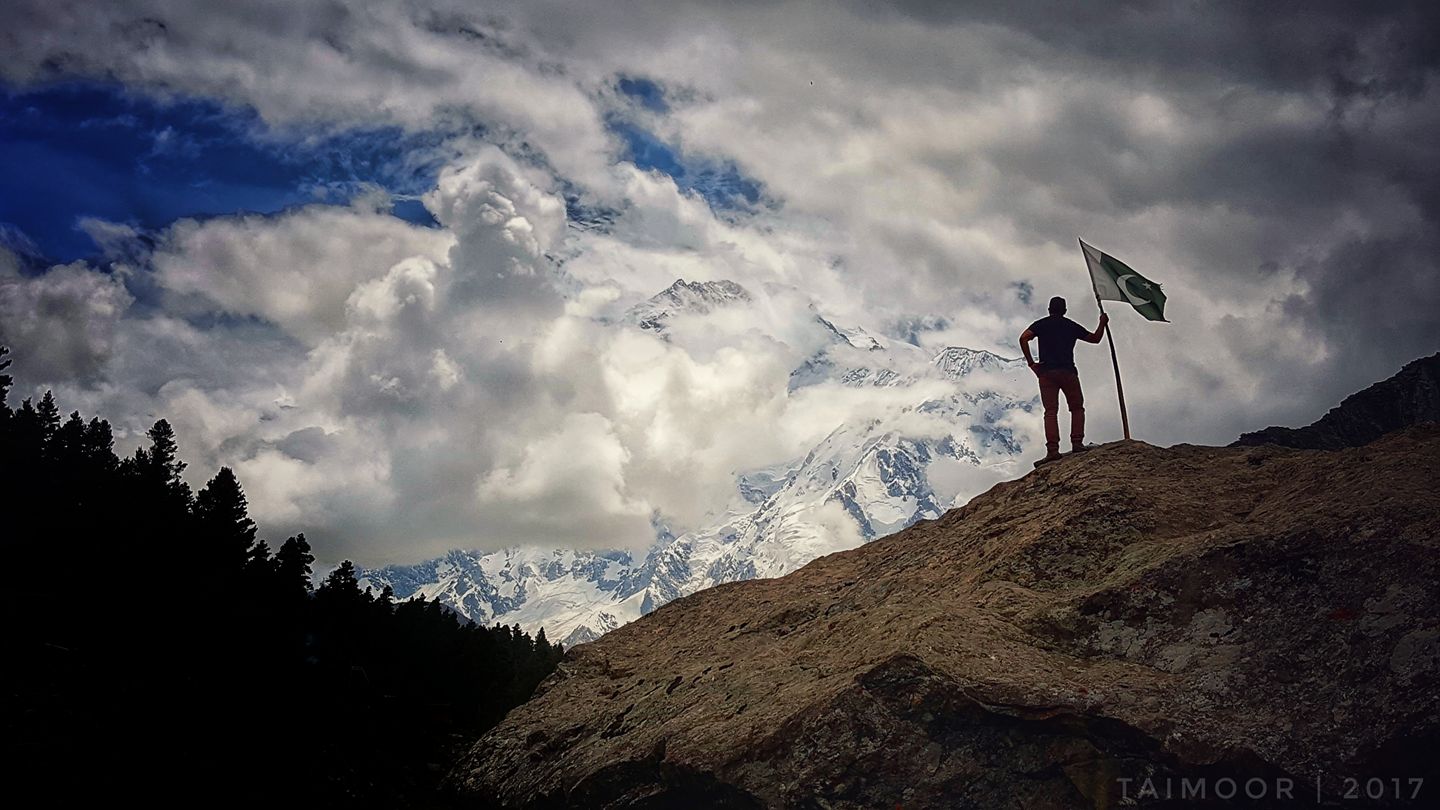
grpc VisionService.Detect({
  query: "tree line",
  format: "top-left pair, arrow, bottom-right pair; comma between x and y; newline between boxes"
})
0,346 -> 562,806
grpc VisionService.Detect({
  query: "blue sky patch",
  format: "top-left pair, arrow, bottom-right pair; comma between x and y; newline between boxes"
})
1,80 -> 764,265
617,76 -> 668,113
607,118 -> 762,212
0,82 -> 447,263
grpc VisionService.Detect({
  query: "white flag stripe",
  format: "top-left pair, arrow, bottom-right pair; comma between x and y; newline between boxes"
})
1080,240 -> 1125,302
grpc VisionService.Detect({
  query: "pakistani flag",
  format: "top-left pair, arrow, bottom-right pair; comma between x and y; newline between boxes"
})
1079,239 -> 1168,322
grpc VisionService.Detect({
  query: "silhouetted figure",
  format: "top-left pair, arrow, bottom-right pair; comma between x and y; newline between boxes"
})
1019,296 -> 1107,465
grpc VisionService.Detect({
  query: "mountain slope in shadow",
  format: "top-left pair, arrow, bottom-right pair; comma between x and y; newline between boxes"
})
1233,352 -> 1439,450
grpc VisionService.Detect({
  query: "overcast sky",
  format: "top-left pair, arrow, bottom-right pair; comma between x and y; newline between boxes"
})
3,1 -> 1437,563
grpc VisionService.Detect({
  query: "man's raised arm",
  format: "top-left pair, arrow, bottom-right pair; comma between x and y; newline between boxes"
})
1082,313 -> 1110,344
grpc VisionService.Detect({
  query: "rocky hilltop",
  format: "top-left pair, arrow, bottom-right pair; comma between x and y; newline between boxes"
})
451,424 -> 1440,807
1234,352 -> 1439,450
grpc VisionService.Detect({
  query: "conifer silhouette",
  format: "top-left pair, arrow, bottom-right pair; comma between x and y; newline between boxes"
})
0,346 -> 563,805
275,533 -> 315,598
196,466 -> 258,569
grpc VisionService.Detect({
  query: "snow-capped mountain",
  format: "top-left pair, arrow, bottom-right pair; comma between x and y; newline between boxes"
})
624,278 -> 752,332
359,546 -> 647,646
932,346 -> 1019,379
358,280 -> 1035,647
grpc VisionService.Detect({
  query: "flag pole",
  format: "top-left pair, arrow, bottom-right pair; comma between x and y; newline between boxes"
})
1080,238 -> 1132,441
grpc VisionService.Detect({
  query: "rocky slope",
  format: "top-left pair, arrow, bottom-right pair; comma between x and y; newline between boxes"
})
1234,352 -> 1439,449
450,427 -> 1440,808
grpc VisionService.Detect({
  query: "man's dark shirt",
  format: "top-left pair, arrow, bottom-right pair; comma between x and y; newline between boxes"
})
1028,314 -> 1088,371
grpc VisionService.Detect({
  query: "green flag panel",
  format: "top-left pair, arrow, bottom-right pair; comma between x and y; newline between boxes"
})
1080,240 -> 1168,322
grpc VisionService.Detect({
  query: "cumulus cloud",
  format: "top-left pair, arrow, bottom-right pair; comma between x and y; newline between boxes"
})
477,412 -> 650,546
3,0 -> 1437,561
0,257 -> 133,383
152,200 -> 454,344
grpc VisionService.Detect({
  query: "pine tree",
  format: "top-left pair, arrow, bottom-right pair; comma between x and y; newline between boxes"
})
274,534 -> 315,599
36,390 -> 61,447
320,560 -> 363,601
245,540 -> 273,578
82,418 -> 116,471
195,467 -> 258,570
50,412 -> 90,518
54,411 -> 86,460
12,398 -> 45,460
131,419 -> 192,514
146,420 -> 187,490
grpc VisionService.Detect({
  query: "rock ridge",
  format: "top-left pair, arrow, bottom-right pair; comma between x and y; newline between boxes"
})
1234,352 -> 1440,450
452,428 -> 1440,808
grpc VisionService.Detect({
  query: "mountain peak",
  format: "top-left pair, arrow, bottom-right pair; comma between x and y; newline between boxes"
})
626,278 -> 753,331
931,346 -> 1021,378
452,424 -> 1440,806
812,311 -> 885,351
660,277 -> 750,301
1233,352 -> 1440,450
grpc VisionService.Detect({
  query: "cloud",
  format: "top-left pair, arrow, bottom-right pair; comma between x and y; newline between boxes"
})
425,146 -> 568,323
0,0 -> 620,188
152,200 -> 453,344
2,0 -> 1437,562
0,257 -> 133,383
477,412 -> 650,547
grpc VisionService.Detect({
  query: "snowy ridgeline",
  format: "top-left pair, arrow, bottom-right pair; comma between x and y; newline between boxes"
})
358,279 -> 1035,648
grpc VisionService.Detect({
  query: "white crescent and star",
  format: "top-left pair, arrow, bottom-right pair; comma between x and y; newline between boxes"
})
1115,274 -> 1152,306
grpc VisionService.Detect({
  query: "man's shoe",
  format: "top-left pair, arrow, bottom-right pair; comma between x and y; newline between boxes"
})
1070,443 -> 1097,454
1033,451 -> 1064,468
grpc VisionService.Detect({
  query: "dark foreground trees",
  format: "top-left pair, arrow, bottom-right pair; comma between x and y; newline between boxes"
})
0,347 -> 562,806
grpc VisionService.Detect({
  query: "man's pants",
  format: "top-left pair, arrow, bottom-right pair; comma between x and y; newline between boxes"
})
1037,368 -> 1084,453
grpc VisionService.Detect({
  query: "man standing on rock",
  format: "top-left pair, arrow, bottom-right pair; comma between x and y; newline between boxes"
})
1019,296 -> 1107,465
